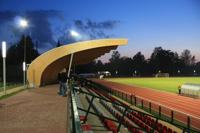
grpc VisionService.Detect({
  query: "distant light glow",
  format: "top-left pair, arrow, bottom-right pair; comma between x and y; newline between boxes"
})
134,70 -> 137,74
115,70 -> 118,74
2,41 -> 6,58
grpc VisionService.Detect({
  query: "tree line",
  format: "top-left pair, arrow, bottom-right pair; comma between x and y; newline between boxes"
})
76,47 -> 200,77
1,35 -> 199,82
0,35 -> 39,82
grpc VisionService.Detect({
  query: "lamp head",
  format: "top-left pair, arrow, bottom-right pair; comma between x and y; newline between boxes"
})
70,30 -> 80,38
2,41 -> 6,58
19,18 -> 28,28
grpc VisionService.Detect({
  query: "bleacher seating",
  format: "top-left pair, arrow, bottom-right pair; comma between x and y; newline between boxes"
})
85,96 -> 117,133
91,86 -> 176,133
75,77 -> 178,133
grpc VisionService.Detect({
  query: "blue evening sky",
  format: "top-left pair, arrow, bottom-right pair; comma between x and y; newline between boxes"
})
0,0 -> 200,61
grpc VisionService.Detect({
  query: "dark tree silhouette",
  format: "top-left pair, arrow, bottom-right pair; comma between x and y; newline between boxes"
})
149,47 -> 180,75
7,35 -> 39,65
2,35 -> 40,82
180,49 -> 194,66
108,51 -> 121,75
132,52 -> 147,76
56,40 -> 61,47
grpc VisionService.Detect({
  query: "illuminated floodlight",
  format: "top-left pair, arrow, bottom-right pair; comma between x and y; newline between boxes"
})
19,18 -> 28,28
2,41 -> 6,58
70,30 -> 80,38
23,62 -> 26,71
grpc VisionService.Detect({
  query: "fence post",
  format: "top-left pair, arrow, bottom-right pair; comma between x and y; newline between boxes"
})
149,102 -> 151,113
131,95 -> 133,104
187,116 -> 190,131
171,111 -> 174,123
134,96 -> 137,106
159,106 -> 161,118
141,100 -> 143,109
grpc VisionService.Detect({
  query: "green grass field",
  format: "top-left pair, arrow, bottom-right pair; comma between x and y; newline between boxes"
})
0,83 -> 22,92
106,77 -> 200,93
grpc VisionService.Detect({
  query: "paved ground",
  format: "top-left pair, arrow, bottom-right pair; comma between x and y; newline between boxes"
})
0,85 -> 67,133
92,79 -> 200,130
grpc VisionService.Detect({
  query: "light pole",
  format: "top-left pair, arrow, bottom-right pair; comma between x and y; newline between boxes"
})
65,30 -> 80,84
2,41 -> 7,95
19,18 -> 28,88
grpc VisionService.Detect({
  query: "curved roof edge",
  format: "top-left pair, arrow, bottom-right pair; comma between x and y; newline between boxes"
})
27,38 -> 128,87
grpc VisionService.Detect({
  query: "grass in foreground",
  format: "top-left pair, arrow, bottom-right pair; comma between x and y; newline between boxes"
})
106,77 -> 200,93
0,88 -> 25,100
0,83 -> 22,92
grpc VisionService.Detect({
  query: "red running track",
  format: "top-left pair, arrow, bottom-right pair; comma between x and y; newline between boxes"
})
92,79 -> 200,130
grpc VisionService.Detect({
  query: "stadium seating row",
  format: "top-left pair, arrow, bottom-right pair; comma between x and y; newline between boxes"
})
89,86 -> 177,133
113,103 -> 176,133
100,99 -> 143,133
85,96 -> 118,133
81,81 -> 178,133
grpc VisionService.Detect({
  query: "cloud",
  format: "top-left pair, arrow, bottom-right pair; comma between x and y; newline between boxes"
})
74,19 -> 119,30
73,19 -> 119,39
57,19 -> 120,45
58,19 -> 120,44
0,10 -> 120,52
25,10 -> 63,48
0,11 -> 17,23
0,10 -> 63,50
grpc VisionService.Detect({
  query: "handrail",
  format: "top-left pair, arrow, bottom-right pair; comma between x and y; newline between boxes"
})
71,91 -> 82,133
76,76 -> 200,133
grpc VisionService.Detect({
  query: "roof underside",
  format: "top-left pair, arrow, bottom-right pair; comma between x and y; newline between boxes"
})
41,46 -> 117,84
27,39 -> 128,87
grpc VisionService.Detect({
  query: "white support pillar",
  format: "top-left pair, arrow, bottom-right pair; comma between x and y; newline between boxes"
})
2,41 -> 7,95
3,57 -> 6,94
67,53 -> 74,83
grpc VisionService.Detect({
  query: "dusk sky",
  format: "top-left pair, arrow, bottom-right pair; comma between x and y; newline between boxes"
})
0,0 -> 200,62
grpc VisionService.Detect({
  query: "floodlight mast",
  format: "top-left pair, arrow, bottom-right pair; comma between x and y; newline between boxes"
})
2,41 -> 7,94
19,18 -> 28,88
66,30 -> 80,84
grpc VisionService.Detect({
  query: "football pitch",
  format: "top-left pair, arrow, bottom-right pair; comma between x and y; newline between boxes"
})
106,77 -> 200,93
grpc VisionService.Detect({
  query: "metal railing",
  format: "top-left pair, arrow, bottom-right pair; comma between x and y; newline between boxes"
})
67,82 -> 83,133
76,76 -> 200,133
110,84 -> 200,133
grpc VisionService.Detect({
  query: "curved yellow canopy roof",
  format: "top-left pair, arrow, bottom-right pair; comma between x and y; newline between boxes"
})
27,38 -> 128,87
